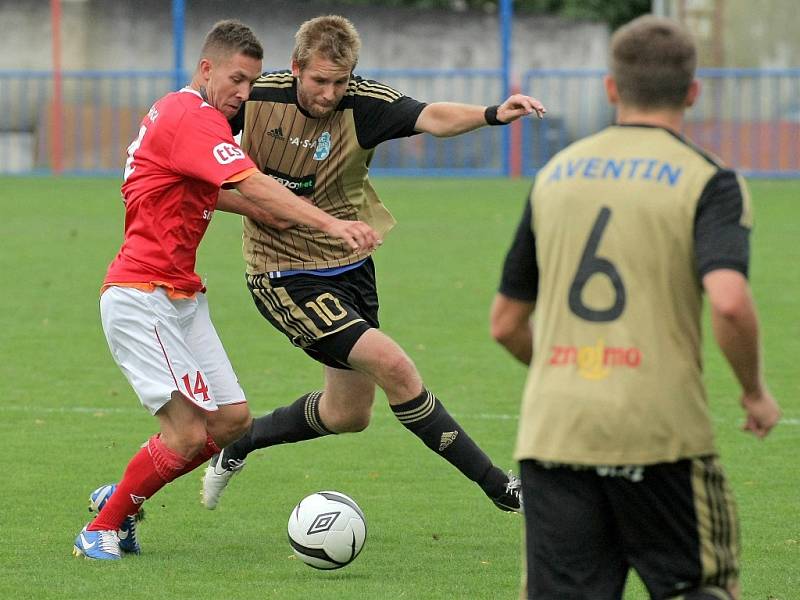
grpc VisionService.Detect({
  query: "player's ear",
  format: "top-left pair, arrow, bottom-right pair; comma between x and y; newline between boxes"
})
198,58 -> 213,83
603,75 -> 619,105
685,79 -> 700,108
291,59 -> 301,78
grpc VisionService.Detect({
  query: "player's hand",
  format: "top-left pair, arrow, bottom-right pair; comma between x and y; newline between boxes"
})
741,388 -> 781,438
325,219 -> 382,253
497,94 -> 547,122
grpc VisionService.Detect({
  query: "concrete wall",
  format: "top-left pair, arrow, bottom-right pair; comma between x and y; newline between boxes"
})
1,0 -> 608,73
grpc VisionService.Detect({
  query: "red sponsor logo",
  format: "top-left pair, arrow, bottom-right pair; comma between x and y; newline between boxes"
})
548,339 -> 641,380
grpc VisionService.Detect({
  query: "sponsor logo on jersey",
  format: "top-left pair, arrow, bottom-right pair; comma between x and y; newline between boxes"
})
267,126 -> 285,140
314,132 -> 331,160
213,142 -> 245,165
264,167 -> 315,196
548,339 -> 641,380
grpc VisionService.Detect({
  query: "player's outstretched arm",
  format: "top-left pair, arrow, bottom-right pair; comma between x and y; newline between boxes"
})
233,172 -> 382,253
217,188 -> 293,230
703,269 -> 781,438
414,94 -> 546,138
490,292 -> 535,365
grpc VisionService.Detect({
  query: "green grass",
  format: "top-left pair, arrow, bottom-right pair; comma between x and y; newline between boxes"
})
1,177 -> 797,599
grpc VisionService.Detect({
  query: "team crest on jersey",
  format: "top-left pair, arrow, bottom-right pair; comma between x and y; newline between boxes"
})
314,132 -> 331,160
213,142 -> 245,164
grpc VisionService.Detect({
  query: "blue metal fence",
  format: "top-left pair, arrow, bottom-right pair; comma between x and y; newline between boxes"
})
362,69 -> 507,177
0,68 -> 798,177
521,68 -> 800,179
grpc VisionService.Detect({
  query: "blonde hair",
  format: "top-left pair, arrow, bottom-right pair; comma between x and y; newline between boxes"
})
292,15 -> 361,71
610,15 -> 696,109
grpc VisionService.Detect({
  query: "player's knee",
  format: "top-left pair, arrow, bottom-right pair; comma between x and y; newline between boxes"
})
376,352 -> 419,394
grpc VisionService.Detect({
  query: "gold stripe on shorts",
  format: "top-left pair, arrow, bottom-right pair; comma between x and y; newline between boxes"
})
251,285 -> 323,342
691,456 -> 740,590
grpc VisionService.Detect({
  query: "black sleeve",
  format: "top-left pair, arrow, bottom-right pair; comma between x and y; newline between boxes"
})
352,78 -> 427,149
499,193 -> 539,302
228,105 -> 245,136
694,169 -> 750,279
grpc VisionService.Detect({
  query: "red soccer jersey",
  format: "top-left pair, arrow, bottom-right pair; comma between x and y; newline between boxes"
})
105,88 -> 257,293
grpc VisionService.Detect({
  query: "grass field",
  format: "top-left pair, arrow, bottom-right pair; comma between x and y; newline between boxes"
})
1,177 -> 797,599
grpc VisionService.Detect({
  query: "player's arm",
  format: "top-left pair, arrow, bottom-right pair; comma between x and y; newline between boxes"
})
491,195 -> 538,365
703,270 -> 780,438
414,94 -> 546,137
216,188 -> 293,230
490,294 -> 535,365
695,170 -> 780,438
233,171 -> 382,252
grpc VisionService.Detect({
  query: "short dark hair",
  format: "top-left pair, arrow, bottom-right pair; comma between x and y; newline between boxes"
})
292,15 -> 360,71
200,19 -> 263,62
610,15 -> 696,110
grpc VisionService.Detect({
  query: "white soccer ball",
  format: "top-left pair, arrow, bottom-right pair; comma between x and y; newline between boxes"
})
287,490 -> 367,570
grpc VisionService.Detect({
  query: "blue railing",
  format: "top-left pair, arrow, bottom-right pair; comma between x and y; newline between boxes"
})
521,68 -> 800,179
361,69 -> 507,177
1,68 -> 798,178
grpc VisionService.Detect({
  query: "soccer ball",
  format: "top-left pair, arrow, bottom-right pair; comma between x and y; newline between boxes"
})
88,483 -> 117,513
88,482 -> 145,521
287,491 -> 367,570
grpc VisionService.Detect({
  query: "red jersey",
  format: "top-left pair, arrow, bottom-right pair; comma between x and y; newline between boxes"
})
105,88 -> 257,293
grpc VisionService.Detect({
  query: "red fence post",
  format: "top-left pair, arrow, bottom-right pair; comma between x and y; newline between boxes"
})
51,0 -> 63,174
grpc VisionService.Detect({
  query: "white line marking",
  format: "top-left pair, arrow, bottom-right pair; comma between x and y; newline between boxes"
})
2,405 -> 797,425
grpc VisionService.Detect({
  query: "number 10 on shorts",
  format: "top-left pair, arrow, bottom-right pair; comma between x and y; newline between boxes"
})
181,371 -> 211,402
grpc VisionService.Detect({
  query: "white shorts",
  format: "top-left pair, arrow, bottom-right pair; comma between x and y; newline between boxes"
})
100,286 -> 246,415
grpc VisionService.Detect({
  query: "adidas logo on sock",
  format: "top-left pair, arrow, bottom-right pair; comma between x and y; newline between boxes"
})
267,126 -> 285,140
439,431 -> 458,451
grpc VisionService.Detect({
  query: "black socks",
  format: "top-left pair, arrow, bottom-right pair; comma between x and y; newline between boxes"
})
391,388 -> 507,498
223,391 -> 333,463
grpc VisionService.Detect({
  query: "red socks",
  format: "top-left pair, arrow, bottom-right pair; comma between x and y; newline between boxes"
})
88,433 -> 220,532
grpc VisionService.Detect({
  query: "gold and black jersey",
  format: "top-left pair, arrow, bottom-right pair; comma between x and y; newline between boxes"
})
235,71 -> 426,274
499,125 -> 752,465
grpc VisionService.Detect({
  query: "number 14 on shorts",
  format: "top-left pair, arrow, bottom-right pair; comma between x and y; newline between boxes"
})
181,371 -> 211,402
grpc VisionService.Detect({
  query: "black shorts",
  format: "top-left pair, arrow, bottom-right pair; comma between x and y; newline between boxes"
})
519,457 -> 739,600
246,258 -> 379,370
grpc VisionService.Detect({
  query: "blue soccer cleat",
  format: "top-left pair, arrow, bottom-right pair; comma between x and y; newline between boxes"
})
88,483 -> 144,554
117,514 -> 142,555
72,526 -> 121,560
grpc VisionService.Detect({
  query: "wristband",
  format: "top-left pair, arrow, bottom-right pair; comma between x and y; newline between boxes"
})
484,105 -> 505,126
